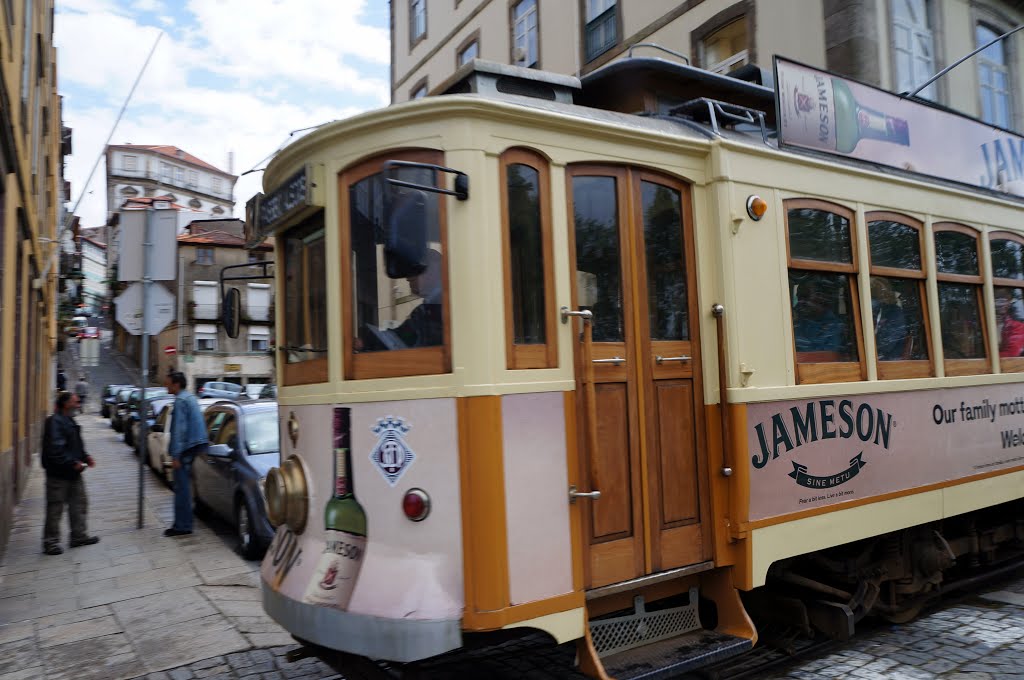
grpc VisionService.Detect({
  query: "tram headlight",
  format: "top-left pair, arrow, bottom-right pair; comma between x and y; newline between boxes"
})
265,455 -> 309,533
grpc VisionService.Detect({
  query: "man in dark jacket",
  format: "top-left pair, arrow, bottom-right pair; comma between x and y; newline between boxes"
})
41,392 -> 99,555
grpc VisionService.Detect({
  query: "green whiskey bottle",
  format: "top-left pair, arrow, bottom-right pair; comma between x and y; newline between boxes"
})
302,407 -> 367,609
832,80 -> 911,153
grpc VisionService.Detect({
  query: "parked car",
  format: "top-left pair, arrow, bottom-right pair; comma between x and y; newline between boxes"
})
193,400 -> 279,558
79,326 -> 100,340
124,387 -> 169,448
242,383 -> 267,400
131,396 -> 174,456
148,397 -> 220,485
197,381 -> 245,399
258,384 -> 277,400
111,387 -> 137,432
101,384 -> 133,418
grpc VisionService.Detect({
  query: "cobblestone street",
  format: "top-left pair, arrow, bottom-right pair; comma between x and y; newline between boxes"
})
765,581 -> 1024,679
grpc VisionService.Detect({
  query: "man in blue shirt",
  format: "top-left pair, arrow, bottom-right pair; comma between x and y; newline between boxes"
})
164,372 -> 209,537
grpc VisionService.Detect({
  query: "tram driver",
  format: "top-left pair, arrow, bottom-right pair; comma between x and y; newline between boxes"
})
360,248 -> 444,351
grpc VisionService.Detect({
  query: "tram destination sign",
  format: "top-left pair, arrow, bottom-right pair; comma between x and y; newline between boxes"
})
775,56 -> 1024,199
250,162 -> 324,243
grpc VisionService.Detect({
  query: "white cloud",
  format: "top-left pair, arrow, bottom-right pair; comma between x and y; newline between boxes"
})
133,0 -> 162,10
158,14 -> 174,26
55,0 -> 388,227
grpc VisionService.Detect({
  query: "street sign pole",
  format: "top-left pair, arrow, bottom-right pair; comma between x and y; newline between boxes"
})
138,207 -> 153,530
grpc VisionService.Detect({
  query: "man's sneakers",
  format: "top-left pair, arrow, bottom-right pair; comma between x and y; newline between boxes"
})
44,545 -> 63,555
163,527 -> 192,537
69,536 -> 100,548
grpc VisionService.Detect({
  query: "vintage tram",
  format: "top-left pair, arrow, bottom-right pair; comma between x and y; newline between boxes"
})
238,56 -> 1024,678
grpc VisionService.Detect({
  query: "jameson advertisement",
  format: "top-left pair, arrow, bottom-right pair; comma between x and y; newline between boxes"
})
747,383 -> 1024,520
775,57 -> 1024,196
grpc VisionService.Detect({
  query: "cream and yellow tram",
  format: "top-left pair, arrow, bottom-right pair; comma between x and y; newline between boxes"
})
246,57 -> 1024,678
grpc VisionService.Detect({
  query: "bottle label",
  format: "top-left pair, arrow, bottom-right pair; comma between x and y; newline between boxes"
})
301,529 -> 367,609
778,65 -> 838,152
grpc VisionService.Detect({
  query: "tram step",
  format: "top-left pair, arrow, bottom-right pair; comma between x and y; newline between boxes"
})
600,629 -> 753,680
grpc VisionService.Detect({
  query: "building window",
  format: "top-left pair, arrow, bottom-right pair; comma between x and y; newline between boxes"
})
458,39 -> 479,67
989,233 -> 1024,370
249,327 -> 270,352
283,211 -> 329,384
977,24 -> 1012,128
342,150 -> 450,380
196,248 -> 215,265
500,148 -> 556,369
934,224 -> 988,375
192,281 -> 218,319
891,0 -> 936,99
410,0 -> 426,45
212,177 -> 222,193
866,212 -> 931,378
701,18 -> 749,74
124,155 -> 137,171
161,162 -> 172,182
410,78 -> 428,100
175,166 -> 185,183
195,325 -> 218,352
584,0 -> 617,62
785,199 -> 864,384
188,170 -> 198,188
246,282 -> 270,321
512,0 -> 538,68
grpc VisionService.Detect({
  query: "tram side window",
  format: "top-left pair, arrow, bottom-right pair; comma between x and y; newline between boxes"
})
785,200 -> 864,384
989,233 -> 1024,370
867,213 -> 931,379
501,148 -> 556,369
934,224 -> 988,375
342,151 -> 450,380
282,211 -> 328,385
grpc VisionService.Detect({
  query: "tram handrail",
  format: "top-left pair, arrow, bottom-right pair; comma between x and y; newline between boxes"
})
713,303 -> 733,477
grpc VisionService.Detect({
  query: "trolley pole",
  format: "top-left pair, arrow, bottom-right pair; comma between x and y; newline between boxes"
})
137,207 -> 153,530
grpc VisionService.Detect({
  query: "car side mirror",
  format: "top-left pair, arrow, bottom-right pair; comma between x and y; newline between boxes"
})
208,444 -> 232,458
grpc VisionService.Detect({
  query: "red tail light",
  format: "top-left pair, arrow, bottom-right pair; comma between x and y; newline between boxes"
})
402,488 -> 430,522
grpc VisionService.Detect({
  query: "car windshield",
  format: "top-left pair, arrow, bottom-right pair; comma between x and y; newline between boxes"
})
245,410 -> 279,455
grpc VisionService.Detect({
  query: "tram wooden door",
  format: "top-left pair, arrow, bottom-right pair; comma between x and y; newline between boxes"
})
568,165 -> 710,590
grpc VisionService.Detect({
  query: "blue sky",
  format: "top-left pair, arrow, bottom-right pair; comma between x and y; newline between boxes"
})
55,0 -> 391,227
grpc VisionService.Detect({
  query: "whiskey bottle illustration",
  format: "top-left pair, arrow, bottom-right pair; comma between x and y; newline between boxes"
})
303,407 -> 368,609
832,80 -> 910,153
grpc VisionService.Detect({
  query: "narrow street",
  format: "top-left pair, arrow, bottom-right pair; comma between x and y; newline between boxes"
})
0,345 -> 343,680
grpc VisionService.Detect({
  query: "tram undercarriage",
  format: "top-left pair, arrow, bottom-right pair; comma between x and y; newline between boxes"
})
747,499 -> 1024,645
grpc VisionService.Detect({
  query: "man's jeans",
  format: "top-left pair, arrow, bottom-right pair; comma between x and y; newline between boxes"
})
172,447 -> 202,532
43,476 -> 88,548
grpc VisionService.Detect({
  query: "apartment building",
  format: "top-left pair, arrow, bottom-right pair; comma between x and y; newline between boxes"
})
153,218 -> 275,394
0,0 -> 67,555
392,0 -> 1024,134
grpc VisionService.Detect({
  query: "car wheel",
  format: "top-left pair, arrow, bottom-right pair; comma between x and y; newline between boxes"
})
236,498 -> 261,560
124,428 -> 133,448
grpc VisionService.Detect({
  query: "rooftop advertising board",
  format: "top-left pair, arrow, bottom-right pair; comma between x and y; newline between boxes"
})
775,56 -> 1024,197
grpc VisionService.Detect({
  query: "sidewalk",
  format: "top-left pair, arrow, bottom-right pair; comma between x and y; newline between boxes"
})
0,392 -> 311,679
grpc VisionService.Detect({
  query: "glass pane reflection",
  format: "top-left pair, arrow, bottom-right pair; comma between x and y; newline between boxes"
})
935,231 -> 979,275
507,164 -> 546,345
871,276 -> 928,361
788,209 -> 852,263
573,176 -> 624,342
995,286 -> 1024,358
642,181 -> 688,341
869,220 -> 920,269
938,283 -> 985,359
790,271 -> 859,362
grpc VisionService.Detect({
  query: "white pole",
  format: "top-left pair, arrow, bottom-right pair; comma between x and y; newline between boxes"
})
138,207 -> 153,529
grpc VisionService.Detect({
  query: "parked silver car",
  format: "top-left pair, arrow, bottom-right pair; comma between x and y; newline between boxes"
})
197,381 -> 244,399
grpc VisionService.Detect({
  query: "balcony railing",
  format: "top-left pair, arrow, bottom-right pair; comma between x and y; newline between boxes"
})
111,167 -> 233,200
